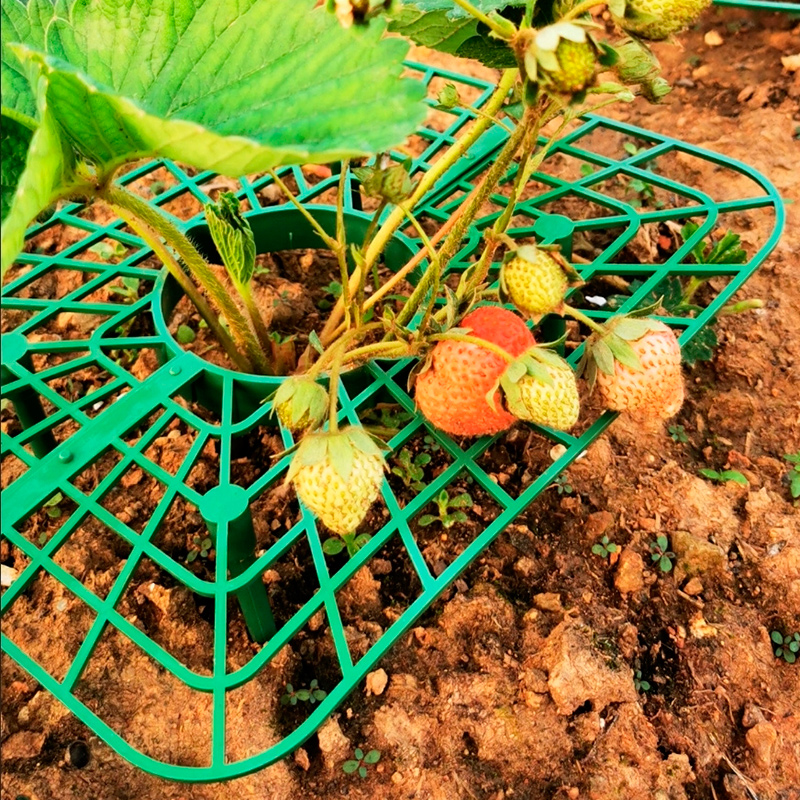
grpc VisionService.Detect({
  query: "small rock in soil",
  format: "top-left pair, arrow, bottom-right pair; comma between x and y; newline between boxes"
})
745,721 -> 777,773
614,549 -> 645,595
671,530 -> 728,580
2,731 -> 46,759
366,668 -> 388,697
584,510 -> 614,539
293,747 -> 310,771
683,577 -> 704,596
534,592 -> 563,613
316,718 -> 350,771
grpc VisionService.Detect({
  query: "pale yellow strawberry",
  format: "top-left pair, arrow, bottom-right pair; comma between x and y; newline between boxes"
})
595,321 -> 684,418
612,0 -> 711,41
515,363 -> 581,430
287,427 -> 385,534
501,245 -> 569,319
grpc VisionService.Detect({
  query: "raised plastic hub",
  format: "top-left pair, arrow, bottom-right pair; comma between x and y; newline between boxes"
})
0,61 -> 784,781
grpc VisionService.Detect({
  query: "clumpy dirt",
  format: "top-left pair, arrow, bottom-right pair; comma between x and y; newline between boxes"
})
2,7 -> 800,800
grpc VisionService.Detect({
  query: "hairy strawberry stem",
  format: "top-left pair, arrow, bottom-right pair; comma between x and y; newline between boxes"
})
453,0 -> 515,37
562,0 -> 606,19
103,184 -> 272,373
429,332 -> 516,362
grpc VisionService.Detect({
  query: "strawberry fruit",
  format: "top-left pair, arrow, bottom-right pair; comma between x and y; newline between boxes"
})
582,317 -> 684,419
500,244 -> 572,320
415,305 -> 535,437
500,348 -> 581,431
286,426 -> 386,534
272,376 -> 329,432
609,0 -> 712,41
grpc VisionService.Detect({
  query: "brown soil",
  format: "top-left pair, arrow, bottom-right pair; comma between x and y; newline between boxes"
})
2,8 -> 800,800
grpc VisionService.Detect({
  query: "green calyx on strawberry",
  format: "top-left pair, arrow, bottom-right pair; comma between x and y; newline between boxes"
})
607,0 -> 712,41
271,376 -> 329,432
286,426 -> 387,535
496,346 -> 581,431
499,243 -> 581,321
523,22 -> 599,96
614,38 -> 671,102
578,309 -> 684,419
353,157 -> 414,205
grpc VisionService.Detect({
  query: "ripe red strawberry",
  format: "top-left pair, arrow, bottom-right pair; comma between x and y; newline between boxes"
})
415,306 -> 535,437
286,426 -> 386,534
586,318 -> 684,419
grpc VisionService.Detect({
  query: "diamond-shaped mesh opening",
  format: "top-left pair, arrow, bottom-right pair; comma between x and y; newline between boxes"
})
70,236 -> 137,265
2,572 -> 97,682
21,222 -> 93,258
256,532 -> 318,626
411,471 -> 503,577
476,428 -> 563,500
15,491 -> 80,549
50,514 -> 133,600
5,266 -> 102,301
98,463 -> 168,534
229,427 -> 284,490
116,555 -> 215,674
44,363 -> 115,407
1,450 -> 29,485
0,306 -> 37,332
29,310 -> 114,342
156,190 -> 206,221
70,447 -> 126,496
183,437 -> 221,493
121,163 -> 181,199
568,125 -> 659,163
78,272 -> 155,306
249,480 -> 301,551
119,407 -> 168,448
148,493 -> 209,570
142,415 -> 201,478
385,432 -> 455,509
73,623 -> 213,767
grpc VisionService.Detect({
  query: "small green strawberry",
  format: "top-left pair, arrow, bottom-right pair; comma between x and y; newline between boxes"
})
524,22 -> 598,96
498,348 -> 581,431
271,376 -> 329,432
609,0 -> 712,41
580,316 -> 684,419
615,38 -> 672,102
286,426 -> 386,535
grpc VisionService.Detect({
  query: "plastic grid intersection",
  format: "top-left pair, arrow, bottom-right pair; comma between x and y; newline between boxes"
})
0,63 -> 785,781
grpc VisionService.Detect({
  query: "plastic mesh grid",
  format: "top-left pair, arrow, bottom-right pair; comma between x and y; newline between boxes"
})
0,62 -> 784,781
713,0 -> 799,11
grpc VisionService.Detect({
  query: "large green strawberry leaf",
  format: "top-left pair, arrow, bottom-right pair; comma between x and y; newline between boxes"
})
1,0 -> 426,273
388,0 -> 529,65
1,115 -> 33,221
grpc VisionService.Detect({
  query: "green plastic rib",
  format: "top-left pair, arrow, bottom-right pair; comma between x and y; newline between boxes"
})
713,0 -> 799,12
0,61 -> 784,781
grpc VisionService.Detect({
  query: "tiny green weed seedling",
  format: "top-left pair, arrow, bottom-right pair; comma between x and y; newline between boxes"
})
634,669 -> 651,692
280,679 -> 327,706
698,468 -> 748,486
343,748 -> 380,779
669,425 -> 688,444
422,435 -> 442,454
361,404 -> 414,436
592,535 -> 618,559
43,492 -> 64,520
649,535 -> 675,573
187,536 -> 213,563
323,532 -> 372,558
108,276 -> 141,303
89,240 -> 127,262
418,488 -> 472,529
771,631 -> 800,664
783,453 -> 800,501
621,142 -> 661,209
391,448 -> 431,491
317,280 -> 343,311
551,473 -> 573,495
176,324 -> 196,345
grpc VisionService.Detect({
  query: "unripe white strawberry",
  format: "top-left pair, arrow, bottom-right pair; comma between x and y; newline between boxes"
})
500,245 -> 571,320
286,426 -> 386,534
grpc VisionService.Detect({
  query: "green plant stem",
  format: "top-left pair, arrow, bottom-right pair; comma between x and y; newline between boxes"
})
266,168 -> 339,252
236,279 -> 274,363
682,275 -> 706,303
429,332 -> 515,362
395,207 -> 442,330
562,303 -> 607,335
107,201 -> 254,372
335,161 -> 354,327
465,103 -> 514,134
327,342 -> 346,434
362,199 -> 388,250
104,184 -> 270,373
720,298 -> 763,315
453,0 -> 515,36
562,0 -> 605,19
319,68 -> 519,346
340,340 -> 412,366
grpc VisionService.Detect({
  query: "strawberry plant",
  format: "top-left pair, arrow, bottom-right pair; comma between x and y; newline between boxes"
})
0,0 -> 715,550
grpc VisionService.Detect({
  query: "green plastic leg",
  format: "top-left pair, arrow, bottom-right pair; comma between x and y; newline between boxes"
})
1,332 -> 57,459
533,214 -> 574,353
200,485 -> 276,643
